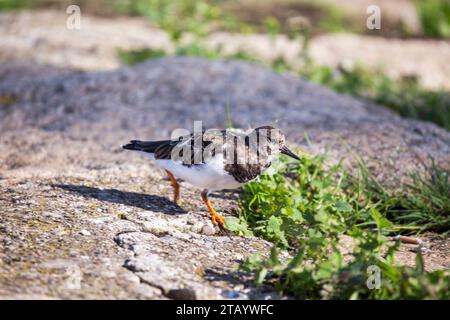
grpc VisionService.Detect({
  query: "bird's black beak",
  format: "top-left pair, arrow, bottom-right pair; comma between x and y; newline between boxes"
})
280,146 -> 300,160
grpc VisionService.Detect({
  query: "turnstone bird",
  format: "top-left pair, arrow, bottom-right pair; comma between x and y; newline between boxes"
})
123,126 -> 299,227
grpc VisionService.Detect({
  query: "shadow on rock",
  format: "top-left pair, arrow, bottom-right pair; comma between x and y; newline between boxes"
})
54,184 -> 186,214
204,269 -> 284,299
209,189 -> 240,201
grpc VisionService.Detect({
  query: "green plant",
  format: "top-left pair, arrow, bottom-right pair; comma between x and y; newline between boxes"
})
315,1 -> 346,33
301,65 -> 450,131
344,155 -> 450,234
264,16 -> 281,38
174,42 -> 222,59
416,0 -> 450,38
118,41 -> 260,65
117,48 -> 166,65
114,0 -> 242,42
270,56 -> 292,74
222,0 -> 349,35
392,158 -> 450,233
0,0 -> 30,10
233,153 -> 450,299
236,154 -> 352,248
241,234 -> 450,299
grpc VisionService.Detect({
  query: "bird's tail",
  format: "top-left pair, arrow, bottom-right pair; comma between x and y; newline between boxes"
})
122,140 -> 167,153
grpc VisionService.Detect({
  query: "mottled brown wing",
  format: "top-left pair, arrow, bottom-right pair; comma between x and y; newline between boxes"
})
154,132 -> 218,165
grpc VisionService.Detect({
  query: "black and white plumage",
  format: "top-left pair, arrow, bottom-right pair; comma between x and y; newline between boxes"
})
123,126 -> 299,227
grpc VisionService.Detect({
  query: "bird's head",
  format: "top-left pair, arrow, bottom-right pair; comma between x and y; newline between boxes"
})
254,126 -> 300,161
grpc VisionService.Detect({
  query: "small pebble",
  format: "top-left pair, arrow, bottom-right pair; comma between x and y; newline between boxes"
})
222,290 -> 241,299
80,229 -> 91,236
201,224 -> 216,236
167,288 -> 196,300
42,211 -> 63,219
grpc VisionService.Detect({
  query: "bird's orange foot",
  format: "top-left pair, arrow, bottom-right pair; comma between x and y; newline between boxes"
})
165,170 -> 180,204
209,211 -> 225,227
201,189 -> 225,228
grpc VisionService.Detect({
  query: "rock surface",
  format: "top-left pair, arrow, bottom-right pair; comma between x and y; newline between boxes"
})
0,56 -> 449,299
0,57 -> 448,182
0,161 -> 282,299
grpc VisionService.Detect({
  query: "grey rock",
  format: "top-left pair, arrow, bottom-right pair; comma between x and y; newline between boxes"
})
79,229 -> 91,236
0,57 -> 448,185
124,255 -> 165,273
201,224 -> 216,236
166,288 -> 197,300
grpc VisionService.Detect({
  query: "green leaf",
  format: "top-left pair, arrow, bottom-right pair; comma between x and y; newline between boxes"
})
370,207 -> 393,229
314,209 -> 328,223
267,216 -> 282,234
256,267 -> 268,284
335,201 -> 352,212
224,217 -> 253,236
415,251 -> 425,274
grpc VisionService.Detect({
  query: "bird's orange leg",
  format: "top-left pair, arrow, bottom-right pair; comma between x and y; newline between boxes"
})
165,170 -> 180,204
201,190 -> 224,227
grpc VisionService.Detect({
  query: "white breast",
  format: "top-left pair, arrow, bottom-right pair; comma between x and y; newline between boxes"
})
154,153 -> 243,191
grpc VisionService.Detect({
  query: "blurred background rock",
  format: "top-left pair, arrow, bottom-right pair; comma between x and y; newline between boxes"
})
1,0 -> 449,130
